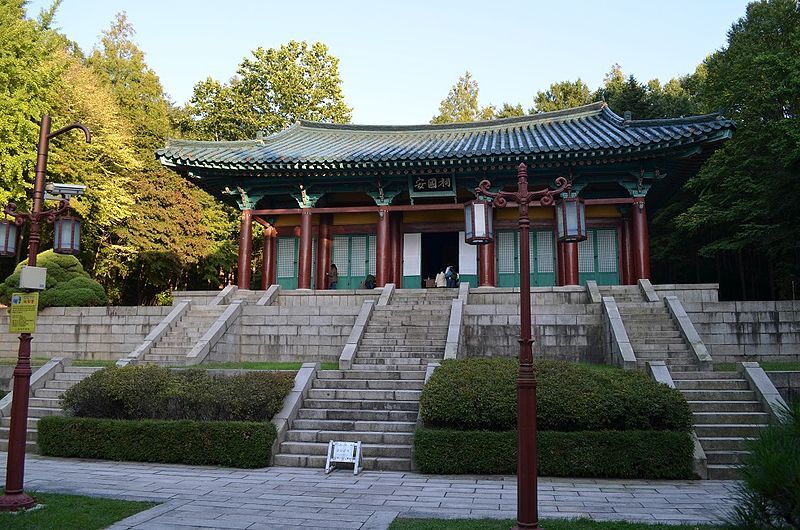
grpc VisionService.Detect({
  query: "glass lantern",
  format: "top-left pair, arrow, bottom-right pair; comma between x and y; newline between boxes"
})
0,220 -> 17,257
464,200 -> 494,245
556,195 -> 587,242
53,215 -> 81,255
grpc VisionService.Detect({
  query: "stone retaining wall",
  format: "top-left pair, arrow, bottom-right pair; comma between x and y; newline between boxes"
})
686,301 -> 800,362
460,303 -> 604,363
766,371 -> 800,404
209,305 -> 362,363
468,286 -> 588,306
653,284 -> 719,304
276,291 -> 380,307
0,306 -> 172,361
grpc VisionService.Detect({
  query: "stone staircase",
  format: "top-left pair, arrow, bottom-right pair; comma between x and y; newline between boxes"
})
0,365 -> 102,453
617,302 -> 700,372
672,370 -> 770,480
273,288 -> 456,470
143,305 -> 225,366
598,285 -> 644,303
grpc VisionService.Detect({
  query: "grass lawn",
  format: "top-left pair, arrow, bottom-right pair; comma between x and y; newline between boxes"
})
200,360 -> 340,370
715,361 -> 800,372
389,519 -> 723,530
0,492 -> 157,529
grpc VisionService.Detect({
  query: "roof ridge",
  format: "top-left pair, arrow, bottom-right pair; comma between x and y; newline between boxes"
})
625,112 -> 733,127
287,101 -> 607,135
164,138 -> 262,148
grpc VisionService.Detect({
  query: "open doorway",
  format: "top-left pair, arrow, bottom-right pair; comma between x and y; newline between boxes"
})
421,232 -> 459,286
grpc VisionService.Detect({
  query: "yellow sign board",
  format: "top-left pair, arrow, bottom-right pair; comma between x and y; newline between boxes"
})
8,292 -> 39,333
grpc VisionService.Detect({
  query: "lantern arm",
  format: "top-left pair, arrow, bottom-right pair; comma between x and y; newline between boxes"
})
3,199 -> 71,225
3,203 -> 29,226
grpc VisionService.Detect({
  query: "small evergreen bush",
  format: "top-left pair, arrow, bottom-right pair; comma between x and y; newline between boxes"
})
38,416 -> 275,468
419,359 -> 692,432
61,365 -> 294,422
0,250 -> 107,308
413,428 -> 694,479
728,400 -> 800,529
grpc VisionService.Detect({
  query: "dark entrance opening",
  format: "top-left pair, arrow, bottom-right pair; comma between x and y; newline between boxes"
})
421,232 -> 459,286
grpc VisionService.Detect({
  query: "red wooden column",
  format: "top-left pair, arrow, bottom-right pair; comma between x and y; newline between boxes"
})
315,214 -> 332,289
621,214 -> 635,285
237,209 -> 253,289
297,209 -> 313,289
478,240 -> 496,286
376,207 -> 391,286
631,197 -> 651,280
261,225 -> 278,289
561,241 -> 580,285
390,212 -> 403,286
556,240 -> 564,286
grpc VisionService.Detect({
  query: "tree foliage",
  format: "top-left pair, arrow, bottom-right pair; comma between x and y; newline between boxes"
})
430,71 -> 496,124
185,41 -> 351,141
532,79 -> 593,113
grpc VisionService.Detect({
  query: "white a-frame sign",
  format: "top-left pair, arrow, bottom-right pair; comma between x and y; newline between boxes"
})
325,440 -> 362,475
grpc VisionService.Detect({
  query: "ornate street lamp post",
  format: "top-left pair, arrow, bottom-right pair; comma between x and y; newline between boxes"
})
465,162 -> 578,530
0,115 -> 90,511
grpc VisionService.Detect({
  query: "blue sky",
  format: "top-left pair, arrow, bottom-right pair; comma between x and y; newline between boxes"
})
28,0 -> 752,125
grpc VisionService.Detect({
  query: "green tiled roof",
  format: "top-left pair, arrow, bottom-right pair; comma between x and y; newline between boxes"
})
157,102 -> 733,172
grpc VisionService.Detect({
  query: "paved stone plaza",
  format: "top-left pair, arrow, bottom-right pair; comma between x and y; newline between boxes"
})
1,453 -> 738,529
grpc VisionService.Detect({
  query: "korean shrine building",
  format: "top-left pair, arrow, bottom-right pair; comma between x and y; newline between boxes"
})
157,102 -> 734,291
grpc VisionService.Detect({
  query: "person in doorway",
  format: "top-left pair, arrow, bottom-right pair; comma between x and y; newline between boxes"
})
435,269 -> 446,288
362,274 -> 376,289
326,263 -> 338,289
445,265 -> 456,288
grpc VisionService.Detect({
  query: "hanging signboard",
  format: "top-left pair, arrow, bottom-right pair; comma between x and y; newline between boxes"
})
8,292 -> 38,333
324,440 -> 362,475
408,175 -> 457,204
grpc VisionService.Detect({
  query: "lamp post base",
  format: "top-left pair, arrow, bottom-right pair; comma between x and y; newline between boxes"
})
0,492 -> 36,511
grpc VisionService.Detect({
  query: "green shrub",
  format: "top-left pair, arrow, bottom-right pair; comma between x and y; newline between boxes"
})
61,365 -> 294,422
728,401 -> 800,529
413,428 -> 694,479
38,416 -> 275,468
0,250 -> 107,308
420,359 -> 691,432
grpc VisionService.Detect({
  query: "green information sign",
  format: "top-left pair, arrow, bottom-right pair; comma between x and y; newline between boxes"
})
8,292 -> 38,333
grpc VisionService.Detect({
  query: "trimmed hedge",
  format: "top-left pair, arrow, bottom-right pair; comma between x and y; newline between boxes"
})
420,359 -> 692,432
61,365 -> 294,422
413,428 -> 694,479
38,416 -> 275,468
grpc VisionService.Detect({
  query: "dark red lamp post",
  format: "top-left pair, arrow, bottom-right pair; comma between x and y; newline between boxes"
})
465,163 -> 583,529
0,115 -> 90,511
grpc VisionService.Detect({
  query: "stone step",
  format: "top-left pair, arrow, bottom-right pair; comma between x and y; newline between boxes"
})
286,430 -> 414,445
693,424 -> 768,437
356,346 -> 444,359
359,338 -> 447,346
290,419 -> 417,432
351,362 -> 433,370
306,389 -> 422,401
0,417 -> 40,429
634,330 -> 683,338
707,465 -> 741,480
145,353 -> 189,360
688,400 -> 765,413
680,389 -> 757,401
692,411 -> 770,424
674,371 -> 742,380
302,399 -> 419,411
279,441 -> 412,459
0,439 -> 38,454
34,388 -> 67,399
53,372 -> 92,382
296,408 -> 418,422
352,359 -> 433,367
634,351 -> 693,360
674,379 -> 750,390
313,379 -> 424,391
28,397 -> 62,409
272,453 -> 412,471
631,344 -> 690,352
0,426 -> 37,442
356,345 -> 447,353
706,450 -> 748,465
27,406 -> 62,418
698,436 -> 752,451
317,370 -> 426,381
63,366 -> 103,374
362,331 -> 448,339
374,307 -> 447,313
45,380 -> 80,390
